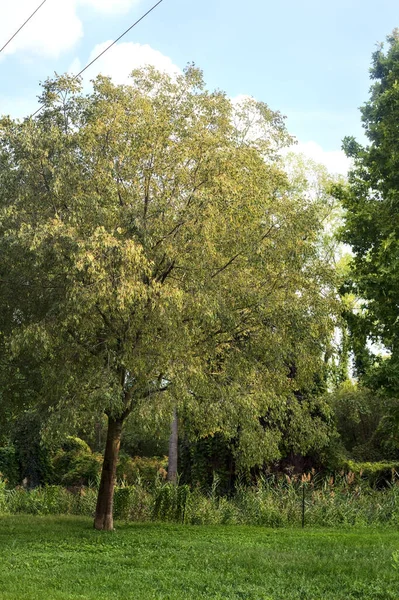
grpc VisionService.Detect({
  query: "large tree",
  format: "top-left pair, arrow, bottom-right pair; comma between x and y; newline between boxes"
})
0,66 -> 336,529
338,30 -> 399,456
341,31 -> 399,390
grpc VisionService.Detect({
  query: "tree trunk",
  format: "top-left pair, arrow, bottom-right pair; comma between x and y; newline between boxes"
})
94,415 -> 123,531
167,407 -> 178,484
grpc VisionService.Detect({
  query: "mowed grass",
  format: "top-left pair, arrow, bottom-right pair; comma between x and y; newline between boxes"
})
0,516 -> 398,600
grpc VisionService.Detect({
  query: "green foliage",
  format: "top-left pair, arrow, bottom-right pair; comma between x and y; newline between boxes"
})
61,436 -> 91,454
0,446 -> 19,487
52,437 -> 102,487
120,411 -> 169,458
11,411 -> 53,487
343,460 -> 399,487
4,484 -> 97,516
152,482 -> 191,523
0,65 -> 338,475
327,378 -> 399,464
2,474 -> 399,528
116,453 -> 167,486
0,478 -> 8,514
113,485 -> 152,521
341,31 -> 399,407
179,432 -> 235,492
328,381 -> 387,460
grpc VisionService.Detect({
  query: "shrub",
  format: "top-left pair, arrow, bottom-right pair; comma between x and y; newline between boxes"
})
186,492 -> 220,525
61,437 -> 91,454
60,455 -> 102,487
343,460 -> 399,488
52,437 -> 102,487
69,487 -> 97,516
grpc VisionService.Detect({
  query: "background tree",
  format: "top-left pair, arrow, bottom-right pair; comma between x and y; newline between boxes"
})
0,67 -> 337,529
339,30 -> 399,451
341,30 -> 399,376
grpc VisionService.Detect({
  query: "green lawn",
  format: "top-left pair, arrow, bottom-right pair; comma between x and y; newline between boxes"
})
0,516 -> 398,599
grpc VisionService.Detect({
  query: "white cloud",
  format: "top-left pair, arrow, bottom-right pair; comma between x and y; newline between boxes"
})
0,0 -> 83,58
0,0 -> 142,59
77,41 -> 180,84
287,140 -> 352,176
2,42 -> 179,119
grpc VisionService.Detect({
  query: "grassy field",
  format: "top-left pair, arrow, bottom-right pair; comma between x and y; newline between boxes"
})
0,516 -> 398,599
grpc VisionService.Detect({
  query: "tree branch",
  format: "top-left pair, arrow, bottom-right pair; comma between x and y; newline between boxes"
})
211,252 -> 241,279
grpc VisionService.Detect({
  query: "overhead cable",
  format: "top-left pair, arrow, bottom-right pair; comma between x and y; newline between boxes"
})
0,0 -> 48,55
31,0 -> 164,118
75,0 -> 164,80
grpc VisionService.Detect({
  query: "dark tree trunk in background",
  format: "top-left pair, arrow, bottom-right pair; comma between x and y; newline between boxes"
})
167,407 -> 178,484
94,415 -> 123,531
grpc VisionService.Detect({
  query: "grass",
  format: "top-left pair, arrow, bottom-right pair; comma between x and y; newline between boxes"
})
3,476 -> 399,527
0,515 -> 398,599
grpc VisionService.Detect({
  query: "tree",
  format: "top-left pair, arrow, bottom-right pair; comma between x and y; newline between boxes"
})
328,381 -> 386,460
0,66 -> 337,529
167,407 -> 178,484
340,31 -> 399,401
338,31 -> 399,453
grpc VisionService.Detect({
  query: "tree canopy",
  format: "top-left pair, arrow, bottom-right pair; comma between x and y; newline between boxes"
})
0,66 -> 338,528
341,31 -> 399,391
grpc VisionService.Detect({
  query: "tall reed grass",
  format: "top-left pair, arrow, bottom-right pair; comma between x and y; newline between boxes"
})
1,471 -> 398,527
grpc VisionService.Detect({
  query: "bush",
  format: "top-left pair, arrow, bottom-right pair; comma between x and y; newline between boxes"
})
69,487 -> 97,516
52,437 -> 102,487
186,492 -> 220,525
6,486 -> 70,515
60,455 -> 102,487
343,460 -> 399,488
61,437 -> 91,454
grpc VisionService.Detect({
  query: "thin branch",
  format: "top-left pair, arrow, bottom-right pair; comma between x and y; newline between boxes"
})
158,259 -> 176,284
66,328 -> 102,357
211,252 -> 241,279
95,304 -> 114,332
152,220 -> 187,249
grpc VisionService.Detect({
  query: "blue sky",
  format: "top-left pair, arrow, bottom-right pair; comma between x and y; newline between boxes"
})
1,0 -> 399,173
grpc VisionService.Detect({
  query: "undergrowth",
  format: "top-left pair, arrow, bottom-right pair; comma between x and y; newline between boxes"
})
1,471 -> 399,527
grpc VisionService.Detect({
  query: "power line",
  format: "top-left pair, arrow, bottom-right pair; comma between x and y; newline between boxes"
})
75,0 -> 164,80
31,0 -> 164,118
0,0 -> 48,55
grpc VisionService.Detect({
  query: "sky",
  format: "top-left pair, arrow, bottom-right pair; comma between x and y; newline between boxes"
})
1,0 -> 399,175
